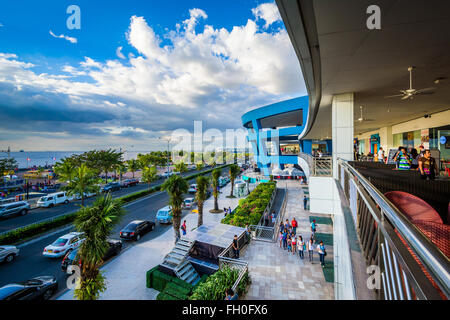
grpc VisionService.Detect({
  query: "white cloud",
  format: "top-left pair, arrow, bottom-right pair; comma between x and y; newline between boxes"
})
0,5 -> 306,150
49,30 -> 77,44
251,2 -> 282,28
116,46 -> 126,59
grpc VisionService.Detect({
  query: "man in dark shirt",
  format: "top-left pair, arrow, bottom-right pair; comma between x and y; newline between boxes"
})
232,235 -> 239,259
419,150 -> 439,180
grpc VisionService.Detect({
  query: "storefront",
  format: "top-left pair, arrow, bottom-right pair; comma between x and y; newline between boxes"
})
370,134 -> 380,155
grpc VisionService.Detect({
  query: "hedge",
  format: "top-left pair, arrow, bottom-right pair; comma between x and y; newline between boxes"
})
146,266 -> 159,288
0,164 -> 230,245
156,292 -> 180,300
221,182 -> 275,227
171,277 -> 193,292
152,269 -> 173,292
163,282 -> 190,299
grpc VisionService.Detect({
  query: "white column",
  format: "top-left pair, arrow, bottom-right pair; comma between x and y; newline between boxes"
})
379,126 -> 393,151
332,93 -> 354,179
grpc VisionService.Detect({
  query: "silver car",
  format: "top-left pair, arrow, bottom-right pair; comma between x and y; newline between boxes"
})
0,201 -> 30,218
0,246 -> 20,263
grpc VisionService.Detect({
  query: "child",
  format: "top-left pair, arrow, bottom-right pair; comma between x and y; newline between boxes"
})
291,234 -> 297,254
287,236 -> 292,252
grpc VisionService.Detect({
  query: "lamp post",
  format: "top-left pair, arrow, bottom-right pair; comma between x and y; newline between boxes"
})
158,137 -> 172,179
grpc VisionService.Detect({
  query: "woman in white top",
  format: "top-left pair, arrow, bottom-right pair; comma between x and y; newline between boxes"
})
307,238 -> 315,262
297,236 -> 305,260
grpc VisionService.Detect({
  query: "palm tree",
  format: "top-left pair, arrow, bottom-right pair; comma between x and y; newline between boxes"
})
73,194 -> 124,300
65,164 -> 100,206
161,175 -> 188,243
228,164 -> 240,198
174,161 -> 188,173
126,159 -> 140,178
141,166 -> 158,191
195,163 -> 204,172
54,159 -> 76,183
195,175 -> 209,227
209,168 -> 222,213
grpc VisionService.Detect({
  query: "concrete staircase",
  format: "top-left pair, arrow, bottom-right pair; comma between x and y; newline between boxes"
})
161,238 -> 200,285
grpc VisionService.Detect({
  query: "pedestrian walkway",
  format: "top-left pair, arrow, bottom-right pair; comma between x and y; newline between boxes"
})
57,180 -> 242,300
242,180 -> 334,300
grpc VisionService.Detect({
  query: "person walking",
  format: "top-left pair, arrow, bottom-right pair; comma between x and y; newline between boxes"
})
377,147 -> 385,163
279,221 -> 284,233
278,231 -> 283,248
284,219 -> 290,231
232,235 -> 239,259
225,288 -> 238,300
291,218 -> 298,235
282,230 -> 288,250
271,212 -> 276,225
317,240 -> 326,267
310,219 -> 317,238
264,211 -> 269,226
181,220 -> 187,236
307,238 -> 315,263
297,236 -> 305,260
287,235 -> 292,253
303,195 -> 308,210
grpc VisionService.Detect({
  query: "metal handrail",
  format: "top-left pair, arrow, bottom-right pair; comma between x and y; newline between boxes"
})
338,159 -> 450,296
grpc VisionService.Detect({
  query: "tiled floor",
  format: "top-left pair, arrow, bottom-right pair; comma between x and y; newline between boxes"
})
242,180 -> 334,300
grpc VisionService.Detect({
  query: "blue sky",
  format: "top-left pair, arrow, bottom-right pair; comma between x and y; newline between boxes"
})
0,0 -> 306,151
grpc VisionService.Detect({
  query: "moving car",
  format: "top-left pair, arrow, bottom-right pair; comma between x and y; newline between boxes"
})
188,184 -> 197,194
183,197 -> 196,209
101,182 -> 121,193
119,220 -> 155,241
0,201 -> 30,218
0,276 -> 58,300
37,192 -> 71,208
156,205 -> 173,224
43,232 -> 85,258
121,179 -> 139,188
61,239 -> 122,274
0,245 -> 19,263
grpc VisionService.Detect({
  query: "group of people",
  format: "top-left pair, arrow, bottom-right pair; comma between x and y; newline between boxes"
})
223,206 -> 232,216
278,218 -> 327,267
392,145 -> 439,180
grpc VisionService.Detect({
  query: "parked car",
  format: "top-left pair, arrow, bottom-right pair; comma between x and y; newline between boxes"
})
61,239 -> 122,274
121,179 -> 139,188
43,232 -> 85,258
37,192 -> 71,208
188,184 -> 197,194
0,276 -> 58,300
73,191 -> 97,200
183,197 -> 196,209
0,245 -> 19,263
0,201 -> 30,218
119,220 -> 155,241
155,205 -> 173,224
101,182 -> 121,193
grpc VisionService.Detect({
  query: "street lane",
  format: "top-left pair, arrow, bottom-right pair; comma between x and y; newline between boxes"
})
0,168 -> 221,297
0,167 -> 214,233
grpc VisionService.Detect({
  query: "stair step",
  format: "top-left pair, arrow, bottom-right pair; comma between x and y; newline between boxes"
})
180,269 -> 195,281
164,256 -> 183,265
160,262 -> 176,271
170,251 -> 187,258
176,265 -> 192,277
186,273 -> 199,284
173,248 -> 189,255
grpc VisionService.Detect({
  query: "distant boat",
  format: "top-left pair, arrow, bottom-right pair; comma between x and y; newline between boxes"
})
19,150 -> 24,152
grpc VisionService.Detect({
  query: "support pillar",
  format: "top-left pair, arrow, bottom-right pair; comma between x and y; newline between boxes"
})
332,93 -> 354,179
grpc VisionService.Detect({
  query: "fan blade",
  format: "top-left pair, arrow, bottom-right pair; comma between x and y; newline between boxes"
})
416,87 -> 436,93
384,94 -> 404,98
401,95 -> 411,100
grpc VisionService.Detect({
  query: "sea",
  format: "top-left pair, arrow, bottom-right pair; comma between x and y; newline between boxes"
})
0,151 -> 146,169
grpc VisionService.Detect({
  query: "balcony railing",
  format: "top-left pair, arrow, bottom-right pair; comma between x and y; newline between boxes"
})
299,152 -> 333,177
337,159 -> 449,300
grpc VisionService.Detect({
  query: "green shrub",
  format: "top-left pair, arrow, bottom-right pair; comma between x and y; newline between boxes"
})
221,182 -> 275,227
152,269 -> 173,292
189,267 -> 251,300
156,292 -> 180,300
171,277 -> 193,292
146,266 -> 160,288
164,282 -> 190,300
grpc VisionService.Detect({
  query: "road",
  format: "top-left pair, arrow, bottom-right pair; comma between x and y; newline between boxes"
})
0,167 -> 214,233
0,175 -> 216,298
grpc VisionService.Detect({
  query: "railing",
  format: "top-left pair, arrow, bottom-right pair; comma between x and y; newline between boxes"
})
250,183 -> 288,242
256,186 -> 277,226
218,232 -> 249,292
298,152 -> 333,177
338,159 -> 450,300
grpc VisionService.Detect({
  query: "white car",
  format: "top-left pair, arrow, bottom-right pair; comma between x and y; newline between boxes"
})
73,191 -> 97,200
37,192 -> 71,208
183,198 -> 196,209
188,184 -> 197,194
0,245 -> 20,263
43,232 -> 85,258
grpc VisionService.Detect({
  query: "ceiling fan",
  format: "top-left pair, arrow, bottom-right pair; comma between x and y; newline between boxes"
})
355,106 -> 375,123
385,66 -> 435,100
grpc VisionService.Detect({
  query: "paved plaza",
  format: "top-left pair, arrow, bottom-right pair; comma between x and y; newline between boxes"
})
242,180 -> 334,300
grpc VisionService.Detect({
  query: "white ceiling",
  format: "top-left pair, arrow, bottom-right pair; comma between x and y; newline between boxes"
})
302,0 -> 450,139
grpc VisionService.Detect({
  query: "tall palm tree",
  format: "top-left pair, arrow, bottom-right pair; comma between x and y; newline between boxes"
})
65,164 -> 100,206
73,194 -> 124,300
174,161 -> 188,173
195,175 -> 209,227
228,164 -> 240,198
126,159 -> 140,178
210,168 -> 222,213
54,159 -> 76,183
161,175 -> 188,243
141,166 -> 158,191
